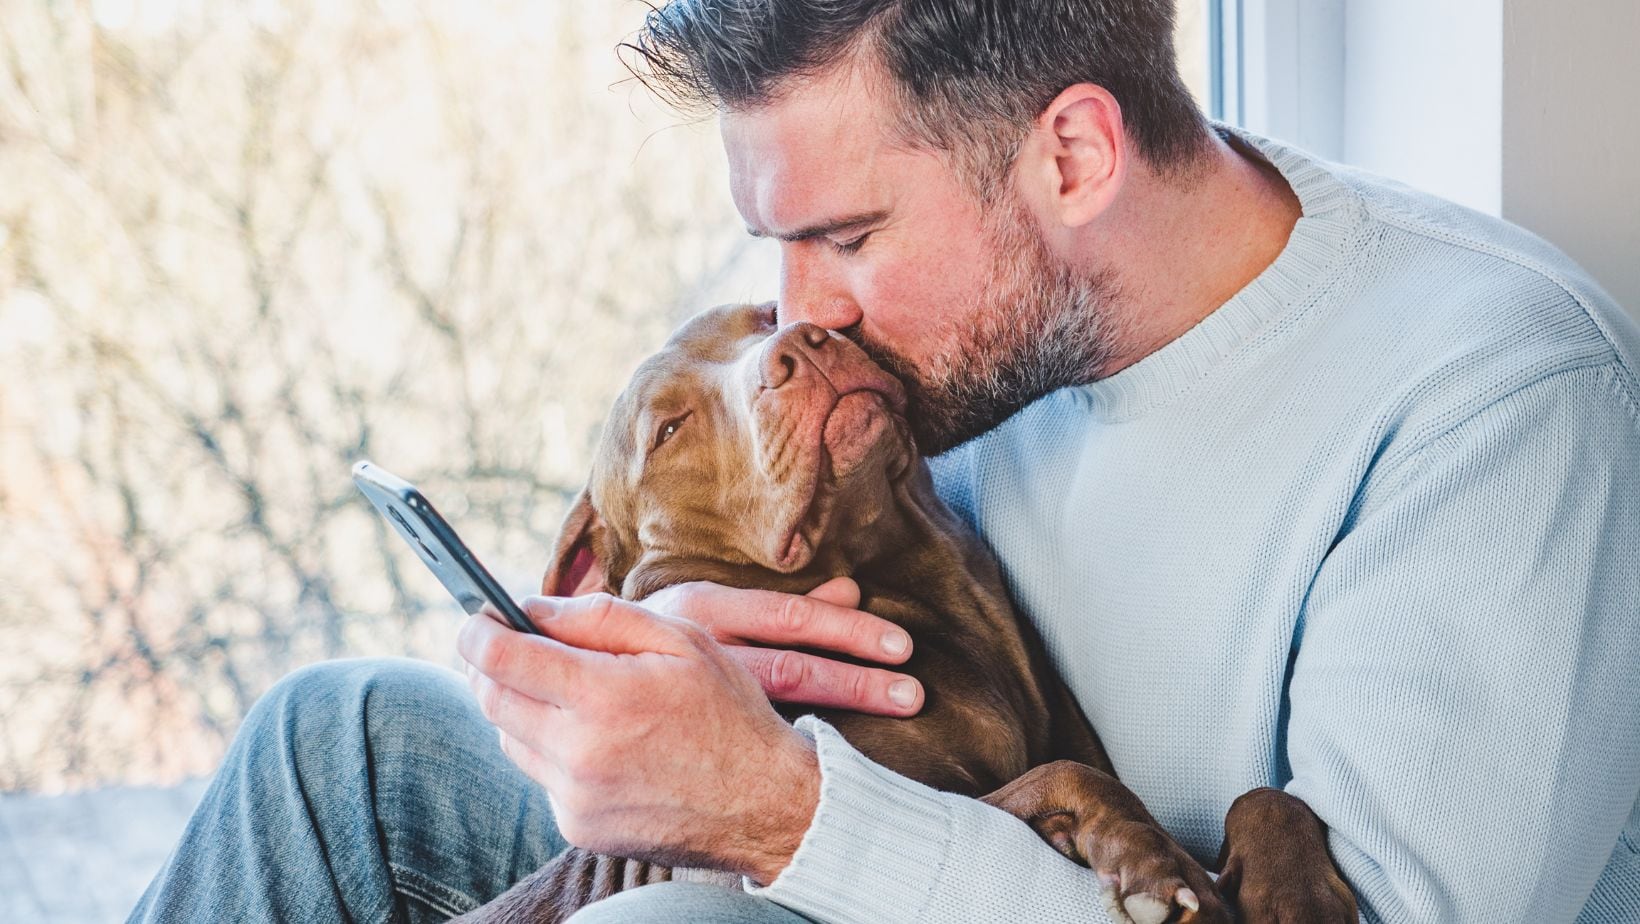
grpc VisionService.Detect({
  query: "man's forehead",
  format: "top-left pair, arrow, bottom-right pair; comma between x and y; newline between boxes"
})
720,68 -> 896,236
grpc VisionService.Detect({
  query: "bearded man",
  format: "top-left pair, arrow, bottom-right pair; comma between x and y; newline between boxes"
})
132,2 -> 1640,923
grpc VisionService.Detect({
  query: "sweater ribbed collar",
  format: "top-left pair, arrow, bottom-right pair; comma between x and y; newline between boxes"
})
1073,124 -> 1367,422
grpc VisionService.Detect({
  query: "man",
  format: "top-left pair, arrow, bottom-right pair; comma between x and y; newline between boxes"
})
133,1 -> 1640,922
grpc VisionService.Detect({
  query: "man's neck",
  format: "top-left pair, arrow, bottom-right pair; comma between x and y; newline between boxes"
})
1089,129 -> 1304,378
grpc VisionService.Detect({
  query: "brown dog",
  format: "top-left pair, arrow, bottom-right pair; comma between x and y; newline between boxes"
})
457,304 -> 1356,923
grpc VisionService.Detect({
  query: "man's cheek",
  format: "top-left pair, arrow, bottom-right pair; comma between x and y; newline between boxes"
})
857,271 -> 934,343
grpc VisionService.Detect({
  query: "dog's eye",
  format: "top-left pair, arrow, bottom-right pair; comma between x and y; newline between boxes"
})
653,414 -> 689,450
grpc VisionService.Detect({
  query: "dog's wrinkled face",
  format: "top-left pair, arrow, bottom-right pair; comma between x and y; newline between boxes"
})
546,303 -> 913,600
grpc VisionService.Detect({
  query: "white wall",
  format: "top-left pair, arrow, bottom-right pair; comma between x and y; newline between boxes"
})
1500,1 -> 1640,316
1333,0 -> 1639,320
1341,0 -> 1502,216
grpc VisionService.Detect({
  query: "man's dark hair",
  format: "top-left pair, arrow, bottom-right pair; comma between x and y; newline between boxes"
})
624,0 -> 1208,193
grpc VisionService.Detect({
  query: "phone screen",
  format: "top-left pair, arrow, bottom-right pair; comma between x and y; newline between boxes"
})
352,461 -> 540,635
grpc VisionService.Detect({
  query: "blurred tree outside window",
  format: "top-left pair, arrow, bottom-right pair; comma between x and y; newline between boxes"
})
0,0 -> 1213,794
0,0 -> 773,792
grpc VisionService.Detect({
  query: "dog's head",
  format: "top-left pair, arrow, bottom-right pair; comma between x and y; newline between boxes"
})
546,303 -> 916,600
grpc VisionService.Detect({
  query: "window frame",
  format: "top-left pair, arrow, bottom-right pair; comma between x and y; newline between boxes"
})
1210,0 -> 1346,160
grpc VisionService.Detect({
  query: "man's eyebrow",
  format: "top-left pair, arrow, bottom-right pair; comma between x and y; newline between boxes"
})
746,211 -> 888,244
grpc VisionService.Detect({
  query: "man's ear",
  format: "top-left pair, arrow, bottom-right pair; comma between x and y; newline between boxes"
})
1019,82 -> 1127,229
543,487 -> 610,597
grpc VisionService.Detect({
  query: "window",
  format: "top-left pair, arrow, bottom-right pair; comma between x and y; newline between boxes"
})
1211,0 -> 1347,159
0,0 -> 1283,798
1176,0 -> 1251,127
0,2 -> 756,793
1175,0 -> 1215,114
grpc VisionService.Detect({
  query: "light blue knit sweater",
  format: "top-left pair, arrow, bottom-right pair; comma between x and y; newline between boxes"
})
746,128 -> 1640,923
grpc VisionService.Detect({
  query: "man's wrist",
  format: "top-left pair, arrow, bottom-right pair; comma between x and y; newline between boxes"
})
743,730 -> 821,886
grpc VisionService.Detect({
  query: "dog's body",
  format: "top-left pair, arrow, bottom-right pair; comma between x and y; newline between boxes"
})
457,305 -> 1354,923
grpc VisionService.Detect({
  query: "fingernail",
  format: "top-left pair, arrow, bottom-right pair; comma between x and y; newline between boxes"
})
880,629 -> 909,657
888,678 -> 918,708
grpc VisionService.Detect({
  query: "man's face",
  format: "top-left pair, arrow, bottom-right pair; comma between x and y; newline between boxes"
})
721,65 -> 1117,455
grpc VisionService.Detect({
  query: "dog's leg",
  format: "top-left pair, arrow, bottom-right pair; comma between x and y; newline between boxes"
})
983,761 -> 1232,924
1215,787 -> 1358,923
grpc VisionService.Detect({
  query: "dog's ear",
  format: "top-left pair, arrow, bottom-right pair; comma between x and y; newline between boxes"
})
543,487 -> 610,597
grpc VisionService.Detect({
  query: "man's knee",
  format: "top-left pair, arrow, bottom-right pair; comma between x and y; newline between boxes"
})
565,883 -> 811,924
240,657 -> 473,772
255,655 -> 461,721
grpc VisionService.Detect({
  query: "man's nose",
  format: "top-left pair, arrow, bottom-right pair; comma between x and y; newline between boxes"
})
778,246 -> 864,332
760,322 -> 831,390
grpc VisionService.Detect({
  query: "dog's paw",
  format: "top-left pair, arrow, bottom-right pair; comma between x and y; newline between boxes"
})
984,762 -> 1231,924
1217,787 -> 1359,924
1082,817 -> 1230,924
1219,851 -> 1358,924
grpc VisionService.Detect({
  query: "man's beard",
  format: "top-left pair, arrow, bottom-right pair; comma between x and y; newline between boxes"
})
852,194 -> 1122,457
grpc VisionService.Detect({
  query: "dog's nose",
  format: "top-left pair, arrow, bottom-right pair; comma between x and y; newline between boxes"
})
761,322 -> 831,390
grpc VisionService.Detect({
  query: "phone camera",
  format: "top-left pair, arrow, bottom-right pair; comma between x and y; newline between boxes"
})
388,506 -> 441,563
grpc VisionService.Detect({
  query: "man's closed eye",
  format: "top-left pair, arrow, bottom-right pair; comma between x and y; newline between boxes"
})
829,233 -> 872,255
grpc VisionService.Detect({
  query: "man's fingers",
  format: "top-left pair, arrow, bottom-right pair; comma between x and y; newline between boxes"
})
733,646 -> 924,717
525,593 -> 693,656
459,607 -> 592,706
468,666 -> 566,747
655,582 -> 911,665
496,727 -> 566,794
768,587 -> 912,664
805,576 -> 861,609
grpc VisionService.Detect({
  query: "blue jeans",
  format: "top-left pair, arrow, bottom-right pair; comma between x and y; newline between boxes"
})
128,658 -> 812,923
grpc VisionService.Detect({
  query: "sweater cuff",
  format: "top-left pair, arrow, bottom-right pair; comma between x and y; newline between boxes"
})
744,715 -> 953,922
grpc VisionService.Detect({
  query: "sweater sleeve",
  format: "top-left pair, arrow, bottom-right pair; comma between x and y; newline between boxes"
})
744,716 -> 1119,923
1284,362 -> 1640,922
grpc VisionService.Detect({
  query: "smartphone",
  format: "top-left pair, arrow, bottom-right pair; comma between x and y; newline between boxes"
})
351,460 -> 540,635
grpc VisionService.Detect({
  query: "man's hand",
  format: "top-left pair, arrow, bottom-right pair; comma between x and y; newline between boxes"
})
643,577 -> 925,717
458,594 -> 821,885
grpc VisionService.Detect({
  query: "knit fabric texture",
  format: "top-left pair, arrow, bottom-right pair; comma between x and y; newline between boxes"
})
745,126 -> 1640,923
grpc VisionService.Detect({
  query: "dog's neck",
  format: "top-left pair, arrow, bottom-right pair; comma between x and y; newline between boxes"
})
846,461 -> 1021,636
